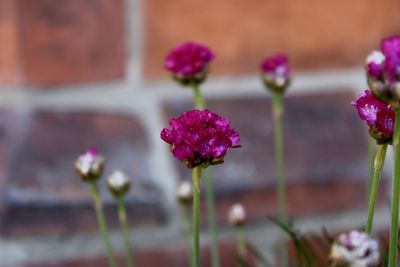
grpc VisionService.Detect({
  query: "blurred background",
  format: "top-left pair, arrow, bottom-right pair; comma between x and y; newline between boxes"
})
0,0 -> 399,266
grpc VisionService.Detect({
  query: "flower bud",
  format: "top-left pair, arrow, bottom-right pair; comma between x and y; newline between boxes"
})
164,42 -> 215,87
329,230 -> 379,267
176,181 -> 193,205
107,170 -> 131,199
228,203 -> 246,227
75,148 -> 105,182
260,54 -> 291,94
365,36 -> 400,105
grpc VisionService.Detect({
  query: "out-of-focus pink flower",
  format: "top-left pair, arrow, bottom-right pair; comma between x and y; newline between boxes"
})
75,148 -> 105,182
161,109 -> 240,168
228,203 -> 246,227
260,54 -> 291,93
366,36 -> 400,103
381,35 -> 400,83
164,42 -> 215,85
352,90 -> 394,144
329,230 -> 379,267
366,51 -> 385,81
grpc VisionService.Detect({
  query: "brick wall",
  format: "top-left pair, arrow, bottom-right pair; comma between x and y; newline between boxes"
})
0,0 -> 397,266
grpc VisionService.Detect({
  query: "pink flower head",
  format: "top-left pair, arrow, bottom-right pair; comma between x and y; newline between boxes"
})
366,36 -> 400,102
329,230 -> 379,267
164,42 -> 215,85
381,35 -> 400,83
161,109 -> 241,168
260,54 -> 291,93
366,51 -> 385,80
75,148 -> 105,182
352,90 -> 394,144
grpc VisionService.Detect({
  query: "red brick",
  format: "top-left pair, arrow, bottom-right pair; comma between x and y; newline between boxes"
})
0,0 -> 125,86
0,0 -> 20,83
144,0 -> 400,78
164,91 -> 381,224
26,240 -> 241,267
0,110 -> 165,236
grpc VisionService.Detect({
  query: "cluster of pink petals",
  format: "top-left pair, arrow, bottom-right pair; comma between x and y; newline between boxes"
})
160,109 -> 240,168
260,54 -> 291,78
352,90 -> 394,143
366,35 -> 400,84
329,230 -> 379,266
164,42 -> 215,78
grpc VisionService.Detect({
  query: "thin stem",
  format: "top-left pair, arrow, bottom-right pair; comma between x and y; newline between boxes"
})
205,168 -> 220,267
367,137 -> 376,197
272,92 -> 288,267
365,144 -> 387,234
118,198 -> 135,267
192,83 -> 205,110
192,167 -> 202,267
182,205 -> 193,267
90,182 -> 118,267
236,226 -> 247,264
191,84 -> 220,267
389,107 -> 400,267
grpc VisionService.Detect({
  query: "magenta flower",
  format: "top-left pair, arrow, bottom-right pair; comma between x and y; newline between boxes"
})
365,36 -> 400,102
164,42 -> 215,86
161,109 -> 240,168
260,54 -> 291,93
382,35 -> 400,83
352,90 -> 394,144
366,51 -> 385,81
329,230 -> 379,267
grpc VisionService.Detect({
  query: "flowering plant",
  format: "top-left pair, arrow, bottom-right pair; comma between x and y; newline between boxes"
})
161,109 -> 241,169
164,42 -> 215,86
352,90 -> 394,144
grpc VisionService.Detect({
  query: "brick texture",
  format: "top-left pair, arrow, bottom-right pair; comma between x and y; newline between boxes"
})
144,0 -> 400,78
164,91 -> 381,224
0,110 -> 165,237
0,0 -> 125,86
26,240 -> 240,267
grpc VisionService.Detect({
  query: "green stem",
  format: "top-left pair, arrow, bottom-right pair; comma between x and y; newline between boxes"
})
236,226 -> 246,265
205,168 -> 220,267
118,198 -> 135,267
182,205 -> 193,267
365,144 -> 387,234
90,182 -> 118,267
192,167 -> 202,267
192,84 -> 205,110
389,107 -> 400,267
191,84 -> 220,267
367,137 -> 376,197
272,92 -> 287,267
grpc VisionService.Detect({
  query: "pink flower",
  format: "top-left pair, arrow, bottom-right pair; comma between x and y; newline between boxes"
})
381,35 -> 400,83
161,109 -> 240,168
352,90 -> 394,144
260,54 -> 291,93
365,36 -> 400,102
366,51 -> 385,81
329,231 -> 379,267
164,42 -> 215,85
75,148 -> 105,182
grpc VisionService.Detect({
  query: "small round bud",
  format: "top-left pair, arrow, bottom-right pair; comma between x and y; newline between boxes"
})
228,203 -> 246,227
164,42 -> 215,87
177,181 -> 193,205
260,54 -> 291,94
107,170 -> 131,199
75,148 -> 105,182
329,230 -> 379,267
